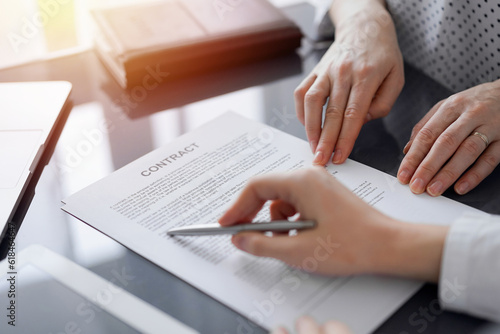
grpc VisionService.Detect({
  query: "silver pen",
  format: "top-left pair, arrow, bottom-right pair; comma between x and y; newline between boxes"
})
167,220 -> 316,236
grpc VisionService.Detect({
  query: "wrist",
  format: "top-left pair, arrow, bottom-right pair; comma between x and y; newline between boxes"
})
330,0 -> 392,37
369,219 -> 449,282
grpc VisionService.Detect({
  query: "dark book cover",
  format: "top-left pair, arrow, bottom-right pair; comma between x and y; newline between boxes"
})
93,0 -> 303,88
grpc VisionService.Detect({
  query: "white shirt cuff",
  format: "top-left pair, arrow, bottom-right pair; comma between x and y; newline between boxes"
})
439,212 -> 500,322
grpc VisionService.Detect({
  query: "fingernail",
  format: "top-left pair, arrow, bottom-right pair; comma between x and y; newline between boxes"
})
313,151 -> 324,165
332,150 -> 342,164
232,235 -> 248,251
310,141 -> 317,153
398,169 -> 410,184
427,181 -> 443,197
456,182 -> 469,195
410,178 -> 425,194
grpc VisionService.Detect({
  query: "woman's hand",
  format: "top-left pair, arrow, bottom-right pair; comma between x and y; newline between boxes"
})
271,316 -> 351,334
295,0 -> 404,166
398,80 -> 500,196
219,167 -> 448,281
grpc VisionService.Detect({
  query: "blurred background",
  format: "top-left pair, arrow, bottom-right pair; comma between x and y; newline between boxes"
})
0,0 -> 320,70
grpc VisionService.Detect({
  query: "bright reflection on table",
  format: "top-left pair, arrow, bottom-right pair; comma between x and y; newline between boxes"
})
182,87 -> 265,131
49,102 -> 125,267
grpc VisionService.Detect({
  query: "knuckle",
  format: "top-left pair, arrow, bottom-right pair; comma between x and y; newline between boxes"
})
466,170 -> 482,185
467,104 -> 487,119
344,104 -> 364,120
436,99 -> 446,107
410,125 -> 420,139
417,163 -> 436,176
294,86 -> 306,99
481,153 -> 500,169
372,102 -> 392,117
324,106 -> 344,120
304,91 -> 322,104
416,127 -> 436,146
334,61 -> 353,76
441,98 -> 462,118
247,177 -> 263,191
440,168 -> 458,182
412,118 -> 427,134
461,138 -> 482,155
403,154 -> 424,168
356,63 -> 375,77
436,132 -> 458,149
447,93 -> 464,106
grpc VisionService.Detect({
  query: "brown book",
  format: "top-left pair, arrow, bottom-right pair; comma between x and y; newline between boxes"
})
93,0 -> 303,88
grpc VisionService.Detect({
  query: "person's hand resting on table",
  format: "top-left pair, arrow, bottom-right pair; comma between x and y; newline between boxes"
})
398,80 -> 500,196
295,0 -> 404,165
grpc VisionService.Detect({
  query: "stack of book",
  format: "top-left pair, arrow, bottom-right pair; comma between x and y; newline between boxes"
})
92,0 -> 303,88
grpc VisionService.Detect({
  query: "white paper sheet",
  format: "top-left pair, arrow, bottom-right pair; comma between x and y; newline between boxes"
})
62,112 -> 483,333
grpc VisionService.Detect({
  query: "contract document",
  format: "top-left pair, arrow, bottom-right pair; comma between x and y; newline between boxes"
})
62,112 -> 482,333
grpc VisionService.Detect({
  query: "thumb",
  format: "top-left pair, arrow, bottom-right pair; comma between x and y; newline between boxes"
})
232,232 -> 299,264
